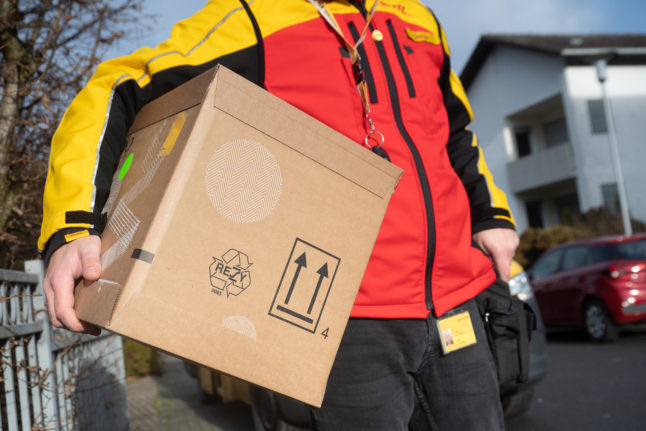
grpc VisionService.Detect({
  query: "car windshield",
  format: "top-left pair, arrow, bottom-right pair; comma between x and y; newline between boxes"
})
590,239 -> 646,262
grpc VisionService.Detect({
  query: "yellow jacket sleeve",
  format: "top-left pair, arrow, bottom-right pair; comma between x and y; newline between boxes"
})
39,0 -> 261,257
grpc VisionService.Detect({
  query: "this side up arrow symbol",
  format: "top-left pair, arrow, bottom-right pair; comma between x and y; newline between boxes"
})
284,252 -> 307,305
308,263 -> 329,314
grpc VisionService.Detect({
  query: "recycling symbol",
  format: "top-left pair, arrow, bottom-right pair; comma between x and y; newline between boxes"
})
209,249 -> 252,297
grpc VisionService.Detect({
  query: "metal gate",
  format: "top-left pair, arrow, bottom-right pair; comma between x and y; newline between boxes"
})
1,260 -> 129,431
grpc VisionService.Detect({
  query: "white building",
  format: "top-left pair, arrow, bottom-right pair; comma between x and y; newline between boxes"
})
461,35 -> 646,233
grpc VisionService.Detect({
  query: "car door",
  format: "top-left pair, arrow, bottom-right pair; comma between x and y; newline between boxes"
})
529,248 -> 565,326
546,246 -> 594,326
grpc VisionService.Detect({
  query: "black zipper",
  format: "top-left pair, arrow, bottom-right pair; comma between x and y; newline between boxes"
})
352,2 -> 436,310
386,19 -> 415,98
347,22 -> 378,103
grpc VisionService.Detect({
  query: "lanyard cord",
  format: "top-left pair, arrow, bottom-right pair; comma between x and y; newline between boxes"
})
306,0 -> 384,149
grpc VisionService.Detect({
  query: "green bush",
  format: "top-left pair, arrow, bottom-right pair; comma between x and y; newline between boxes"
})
515,206 -> 646,269
515,225 -> 576,268
564,206 -> 645,238
122,338 -> 164,378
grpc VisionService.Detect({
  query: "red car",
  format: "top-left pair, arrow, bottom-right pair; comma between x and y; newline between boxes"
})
528,234 -> 646,341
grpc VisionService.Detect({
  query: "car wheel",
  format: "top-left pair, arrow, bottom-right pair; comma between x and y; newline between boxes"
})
501,386 -> 535,418
583,299 -> 619,342
250,386 -> 279,431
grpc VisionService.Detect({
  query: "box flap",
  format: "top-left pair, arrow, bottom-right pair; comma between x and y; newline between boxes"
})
211,66 -> 403,199
75,278 -> 123,327
77,102 -> 202,327
129,68 -> 217,134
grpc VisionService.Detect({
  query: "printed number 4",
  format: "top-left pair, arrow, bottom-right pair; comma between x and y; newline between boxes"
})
321,328 -> 329,339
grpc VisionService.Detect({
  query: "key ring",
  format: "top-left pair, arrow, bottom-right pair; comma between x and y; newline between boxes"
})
307,0 -> 386,151
363,116 -> 385,149
364,129 -> 385,149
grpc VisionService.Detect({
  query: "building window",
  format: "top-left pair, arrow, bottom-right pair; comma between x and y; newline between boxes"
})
601,183 -> 619,214
543,117 -> 569,148
587,99 -> 608,134
514,127 -> 532,158
525,200 -> 544,228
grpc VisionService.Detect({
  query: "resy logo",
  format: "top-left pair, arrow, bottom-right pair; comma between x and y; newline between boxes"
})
209,249 -> 252,297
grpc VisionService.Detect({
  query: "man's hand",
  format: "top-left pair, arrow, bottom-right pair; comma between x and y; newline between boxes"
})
473,228 -> 519,282
43,235 -> 102,334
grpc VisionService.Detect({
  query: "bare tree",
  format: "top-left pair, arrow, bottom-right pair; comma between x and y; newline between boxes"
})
0,0 -> 146,268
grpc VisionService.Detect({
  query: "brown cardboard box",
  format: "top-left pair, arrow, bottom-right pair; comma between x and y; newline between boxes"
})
75,66 -> 403,406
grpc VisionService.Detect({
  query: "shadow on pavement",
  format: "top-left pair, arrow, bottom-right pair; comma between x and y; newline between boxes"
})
128,353 -> 255,431
545,325 -> 646,344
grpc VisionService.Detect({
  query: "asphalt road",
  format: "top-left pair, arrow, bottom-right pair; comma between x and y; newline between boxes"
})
506,328 -> 646,431
141,328 -> 646,430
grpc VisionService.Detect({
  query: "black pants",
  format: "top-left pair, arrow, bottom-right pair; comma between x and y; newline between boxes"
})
312,296 -> 504,431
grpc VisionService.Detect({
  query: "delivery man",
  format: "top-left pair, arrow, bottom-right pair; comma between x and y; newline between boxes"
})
39,1 -> 518,429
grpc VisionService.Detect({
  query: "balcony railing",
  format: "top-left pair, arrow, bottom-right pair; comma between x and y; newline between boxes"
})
0,261 -> 128,431
506,143 -> 577,193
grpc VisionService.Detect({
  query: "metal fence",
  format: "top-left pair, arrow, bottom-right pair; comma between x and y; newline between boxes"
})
1,260 -> 129,431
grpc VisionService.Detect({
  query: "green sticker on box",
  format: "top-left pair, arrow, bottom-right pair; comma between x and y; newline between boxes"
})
118,154 -> 134,181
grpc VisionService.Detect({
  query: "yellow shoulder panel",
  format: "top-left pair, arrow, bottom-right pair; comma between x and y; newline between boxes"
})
252,0 -> 440,39
250,0 -> 320,36
449,70 -> 474,121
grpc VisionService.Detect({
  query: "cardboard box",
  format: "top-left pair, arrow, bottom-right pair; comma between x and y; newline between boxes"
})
75,66 -> 403,406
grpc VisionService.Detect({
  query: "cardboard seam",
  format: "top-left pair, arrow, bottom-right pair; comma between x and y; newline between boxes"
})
211,106 -> 392,199
129,99 -> 205,134
102,255 -> 154,327
214,67 -> 403,182
129,69 -> 218,134
104,284 -> 123,327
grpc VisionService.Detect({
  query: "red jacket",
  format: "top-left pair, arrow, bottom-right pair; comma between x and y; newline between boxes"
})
39,0 -> 515,318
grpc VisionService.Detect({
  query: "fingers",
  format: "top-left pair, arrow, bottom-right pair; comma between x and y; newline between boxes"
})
43,277 -> 63,328
43,235 -> 102,334
52,268 -> 87,332
490,237 -> 516,281
492,253 -> 512,282
473,228 -> 519,282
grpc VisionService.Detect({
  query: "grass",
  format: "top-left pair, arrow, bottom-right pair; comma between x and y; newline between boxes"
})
122,337 -> 165,378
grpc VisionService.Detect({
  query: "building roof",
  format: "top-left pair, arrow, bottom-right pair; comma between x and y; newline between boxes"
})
460,34 -> 646,91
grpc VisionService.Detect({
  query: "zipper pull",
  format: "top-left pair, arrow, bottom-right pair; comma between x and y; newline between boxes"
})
371,145 -> 391,161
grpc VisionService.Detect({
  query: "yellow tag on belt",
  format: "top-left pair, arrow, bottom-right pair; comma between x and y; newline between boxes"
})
436,311 -> 477,354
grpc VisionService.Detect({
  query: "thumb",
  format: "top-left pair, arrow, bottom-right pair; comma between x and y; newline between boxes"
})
79,236 -> 102,281
492,253 -> 511,282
